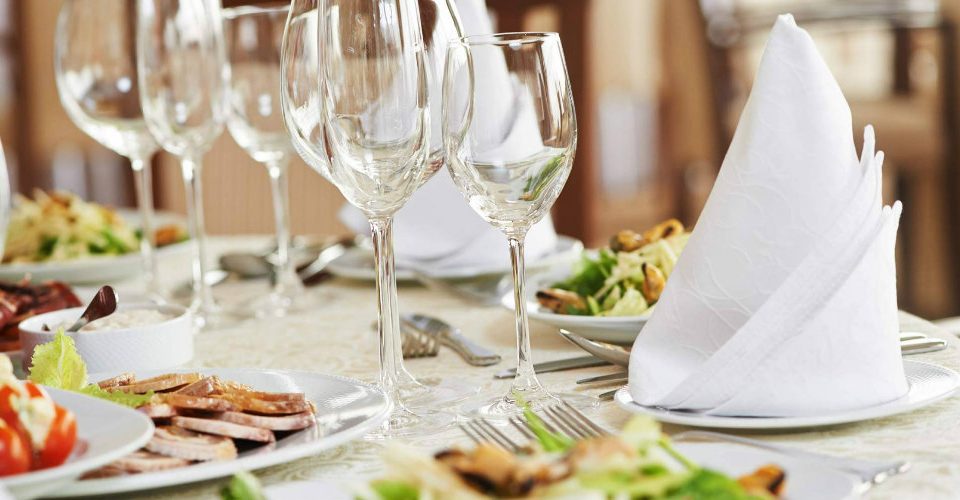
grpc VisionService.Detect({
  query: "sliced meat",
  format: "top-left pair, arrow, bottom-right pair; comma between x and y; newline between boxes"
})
97,372 -> 136,389
81,465 -> 127,479
112,373 -> 202,394
212,411 -> 315,431
172,416 -> 275,443
220,381 -> 306,402
138,404 -> 178,419
107,450 -> 191,473
175,376 -> 219,397
146,426 -> 237,461
160,393 -> 238,412
222,394 -> 312,415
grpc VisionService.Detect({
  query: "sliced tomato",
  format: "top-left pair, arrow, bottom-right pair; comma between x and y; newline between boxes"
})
0,385 -> 18,427
0,419 -> 30,476
35,405 -> 76,470
22,382 -> 50,401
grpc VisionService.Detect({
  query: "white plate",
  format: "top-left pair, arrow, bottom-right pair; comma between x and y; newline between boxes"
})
1,388 -> 155,500
507,267 -> 650,345
53,368 -> 390,497
615,360 -> 960,430
262,441 -> 860,499
0,210 -> 190,284
328,235 -> 583,281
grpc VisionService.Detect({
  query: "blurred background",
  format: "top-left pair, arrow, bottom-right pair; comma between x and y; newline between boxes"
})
3,0 -> 958,317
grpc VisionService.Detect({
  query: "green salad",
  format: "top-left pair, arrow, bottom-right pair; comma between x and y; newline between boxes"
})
537,219 -> 690,317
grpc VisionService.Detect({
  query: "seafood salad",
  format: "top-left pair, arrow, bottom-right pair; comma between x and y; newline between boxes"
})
537,219 -> 690,317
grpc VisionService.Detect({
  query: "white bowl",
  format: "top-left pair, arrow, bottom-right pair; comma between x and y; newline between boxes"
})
18,304 -> 194,374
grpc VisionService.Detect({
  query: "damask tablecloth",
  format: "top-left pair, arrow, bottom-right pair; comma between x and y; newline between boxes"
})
110,236 -> 960,499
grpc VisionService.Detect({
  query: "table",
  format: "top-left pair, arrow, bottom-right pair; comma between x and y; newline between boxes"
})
120,236 -> 960,499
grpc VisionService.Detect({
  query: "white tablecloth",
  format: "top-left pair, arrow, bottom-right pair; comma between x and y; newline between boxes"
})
118,236 -> 960,499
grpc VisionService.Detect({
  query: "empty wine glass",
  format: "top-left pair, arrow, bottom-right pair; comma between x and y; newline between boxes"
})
55,0 -> 163,297
222,4 -> 307,318
443,33 -> 594,416
136,0 -> 228,329
315,0 -> 459,436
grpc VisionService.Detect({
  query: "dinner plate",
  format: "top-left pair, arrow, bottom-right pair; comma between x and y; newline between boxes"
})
0,210 -> 191,285
1,388 -> 154,500
615,360 -> 960,430
328,235 -> 583,281
261,441 -> 861,499
507,267 -> 650,345
53,368 -> 391,497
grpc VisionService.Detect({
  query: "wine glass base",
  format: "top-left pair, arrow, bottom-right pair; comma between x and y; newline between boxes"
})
398,375 -> 480,411
244,289 -> 316,319
364,402 -> 456,440
460,390 -> 599,420
189,300 -> 237,331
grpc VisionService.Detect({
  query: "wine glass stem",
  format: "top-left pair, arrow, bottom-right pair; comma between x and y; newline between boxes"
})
180,154 -> 216,313
508,233 -> 542,394
130,155 -> 161,295
265,158 -> 299,294
370,216 -> 404,404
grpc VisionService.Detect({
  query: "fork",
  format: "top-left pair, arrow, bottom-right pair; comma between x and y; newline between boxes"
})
400,323 -> 438,359
460,401 -> 609,453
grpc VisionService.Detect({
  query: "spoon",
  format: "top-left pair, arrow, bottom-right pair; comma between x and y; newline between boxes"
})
66,285 -> 118,332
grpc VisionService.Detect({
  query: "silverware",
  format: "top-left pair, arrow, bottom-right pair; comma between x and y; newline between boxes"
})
64,286 -> 118,332
402,314 -> 501,366
400,322 -> 438,359
410,269 -> 509,307
598,388 -> 620,401
296,237 -> 353,286
460,401 -> 608,452
494,356 -> 609,379
558,330 -> 630,366
900,337 -> 947,355
673,431 -> 910,487
577,371 -> 628,385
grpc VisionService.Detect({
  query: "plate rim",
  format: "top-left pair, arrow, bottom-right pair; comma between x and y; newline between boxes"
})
53,368 -> 391,497
614,359 -> 960,430
0,388 -> 155,491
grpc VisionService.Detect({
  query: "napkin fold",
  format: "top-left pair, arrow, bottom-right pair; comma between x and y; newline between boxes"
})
628,14 -> 908,417
339,0 -> 558,271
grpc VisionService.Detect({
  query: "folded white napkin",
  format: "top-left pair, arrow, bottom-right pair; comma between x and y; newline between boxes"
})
628,14 -> 908,417
339,0 -> 558,271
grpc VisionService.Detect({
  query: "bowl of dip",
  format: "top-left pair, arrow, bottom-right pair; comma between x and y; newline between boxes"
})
18,303 -> 193,373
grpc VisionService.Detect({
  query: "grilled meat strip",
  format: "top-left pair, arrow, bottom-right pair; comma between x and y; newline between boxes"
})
160,393 -> 238,412
172,416 -> 275,443
146,426 -> 237,461
112,373 -> 202,393
210,411 -> 315,431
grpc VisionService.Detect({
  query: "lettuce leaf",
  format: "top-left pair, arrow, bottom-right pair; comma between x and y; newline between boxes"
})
28,329 -> 87,391
371,480 -> 420,500
221,471 -> 265,500
29,329 -> 153,408
553,249 -> 618,298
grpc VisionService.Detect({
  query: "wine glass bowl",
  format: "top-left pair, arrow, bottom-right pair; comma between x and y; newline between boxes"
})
55,0 -> 162,296
443,32 -> 586,415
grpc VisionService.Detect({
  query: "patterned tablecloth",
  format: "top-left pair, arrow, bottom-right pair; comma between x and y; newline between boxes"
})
109,236 -> 959,499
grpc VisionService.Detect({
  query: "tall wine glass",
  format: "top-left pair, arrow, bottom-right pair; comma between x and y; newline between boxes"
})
222,4 -> 306,317
137,0 -> 227,329
444,33 -> 593,416
55,0 -> 162,297
316,0 -> 453,436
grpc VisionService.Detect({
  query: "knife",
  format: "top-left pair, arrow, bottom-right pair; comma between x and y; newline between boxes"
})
577,371 -> 628,385
900,338 -> 947,355
494,356 -> 610,379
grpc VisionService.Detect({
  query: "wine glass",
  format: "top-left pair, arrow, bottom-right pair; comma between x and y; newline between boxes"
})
55,0 -> 163,297
136,0 -> 227,329
443,33 -> 594,416
222,4 -> 307,318
315,0 -> 459,436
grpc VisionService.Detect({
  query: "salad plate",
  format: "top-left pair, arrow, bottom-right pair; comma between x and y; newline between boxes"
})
508,267 -> 650,345
615,360 -> 960,430
328,235 -> 583,282
260,441 -> 861,499
54,368 -> 391,497
2,388 -> 154,500
0,210 -> 190,285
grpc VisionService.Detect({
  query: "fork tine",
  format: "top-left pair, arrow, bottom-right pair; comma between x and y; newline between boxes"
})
459,422 -> 485,446
476,419 -> 521,452
509,416 -> 537,442
543,405 -> 587,439
463,420 -> 510,451
544,405 -> 591,439
558,400 -> 609,436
